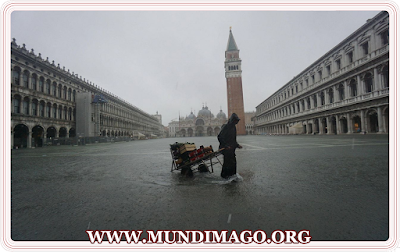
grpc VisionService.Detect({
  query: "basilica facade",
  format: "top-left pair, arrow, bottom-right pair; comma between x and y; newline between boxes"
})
168,106 -> 228,137
11,39 -> 163,148
255,11 -> 389,135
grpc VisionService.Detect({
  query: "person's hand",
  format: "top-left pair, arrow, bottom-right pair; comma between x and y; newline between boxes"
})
238,145 -> 243,149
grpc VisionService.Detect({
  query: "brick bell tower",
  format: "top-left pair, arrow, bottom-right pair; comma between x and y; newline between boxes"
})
224,27 -> 246,135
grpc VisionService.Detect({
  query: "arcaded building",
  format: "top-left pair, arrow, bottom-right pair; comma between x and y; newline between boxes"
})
11,39 -> 163,148
168,105 -> 228,137
255,11 -> 389,135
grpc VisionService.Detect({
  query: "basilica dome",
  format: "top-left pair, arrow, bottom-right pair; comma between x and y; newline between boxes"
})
216,109 -> 227,120
197,106 -> 214,118
186,111 -> 196,120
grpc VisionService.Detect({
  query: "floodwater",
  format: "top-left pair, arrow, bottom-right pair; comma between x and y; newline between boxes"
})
11,134 -> 389,241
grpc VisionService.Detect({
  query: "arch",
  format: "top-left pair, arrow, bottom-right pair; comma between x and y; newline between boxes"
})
63,106 -> 68,120
339,116 -> 348,133
45,79 -> 51,94
314,119 -> 319,133
68,88 -> 72,101
322,118 -> 327,133
195,118 -> 205,126
349,79 -> 357,97
102,130 -> 107,137
12,94 -> 21,114
39,101 -> 45,117
338,84 -> 345,101
13,124 -> 29,148
31,73 -> 38,90
46,102 -> 51,117
12,66 -> 21,85
196,126 -> 204,136
59,127 -> 68,138
214,127 -> 221,136
187,128 -> 194,137
352,115 -> 362,133
58,105 -> 63,119
52,103 -> 58,118
58,84 -> 63,98
63,86 -> 67,99
366,109 -> 379,133
331,116 -> 337,134
52,82 -> 57,96
364,72 -> 373,93
320,92 -> 325,105
328,88 -> 334,103
22,97 -> 29,115
69,128 -> 76,137
39,77 -> 44,92
207,127 -> 213,136
31,99 -> 38,116
22,70 -> 29,88
180,129 -> 186,137
32,125 -> 44,147
46,126 -> 57,139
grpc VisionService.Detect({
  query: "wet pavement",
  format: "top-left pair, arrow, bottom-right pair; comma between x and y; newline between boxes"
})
11,134 -> 389,241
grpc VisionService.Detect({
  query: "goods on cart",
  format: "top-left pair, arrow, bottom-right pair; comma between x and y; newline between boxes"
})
170,142 -> 222,177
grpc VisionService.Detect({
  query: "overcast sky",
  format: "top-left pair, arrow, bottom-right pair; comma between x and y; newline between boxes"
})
11,10 -> 381,126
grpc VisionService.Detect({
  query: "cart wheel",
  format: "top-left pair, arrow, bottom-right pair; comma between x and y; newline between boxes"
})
198,163 -> 209,173
181,167 -> 193,177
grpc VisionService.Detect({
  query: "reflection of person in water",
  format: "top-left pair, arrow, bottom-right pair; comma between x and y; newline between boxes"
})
217,113 -> 243,179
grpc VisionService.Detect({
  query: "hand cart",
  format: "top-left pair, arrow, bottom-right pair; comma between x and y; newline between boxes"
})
170,143 -> 224,177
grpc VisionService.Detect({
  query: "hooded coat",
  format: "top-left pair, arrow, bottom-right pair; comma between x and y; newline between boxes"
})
217,113 -> 240,178
218,113 -> 240,150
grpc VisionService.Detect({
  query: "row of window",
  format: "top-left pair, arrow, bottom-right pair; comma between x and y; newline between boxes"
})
228,65 -> 239,71
257,70 -> 389,123
259,65 -> 389,114
12,95 -> 75,121
262,29 -> 389,110
12,67 -> 77,102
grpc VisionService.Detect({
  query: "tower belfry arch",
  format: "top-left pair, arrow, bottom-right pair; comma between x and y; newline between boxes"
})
224,28 -> 246,135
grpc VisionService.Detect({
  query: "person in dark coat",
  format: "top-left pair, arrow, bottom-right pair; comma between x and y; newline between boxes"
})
217,113 -> 242,179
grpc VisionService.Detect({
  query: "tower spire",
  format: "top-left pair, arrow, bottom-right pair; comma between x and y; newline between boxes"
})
226,28 -> 239,52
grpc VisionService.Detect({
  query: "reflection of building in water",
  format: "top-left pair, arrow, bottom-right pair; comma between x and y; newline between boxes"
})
255,11 -> 389,135
168,105 -> 228,137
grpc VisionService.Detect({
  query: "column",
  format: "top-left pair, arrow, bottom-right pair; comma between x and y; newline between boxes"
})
357,75 -> 363,96
319,118 -> 323,134
317,93 -> 321,107
43,132 -> 47,145
11,129 -> 14,149
360,110 -> 365,133
313,120 -> 317,133
333,86 -> 339,103
28,131 -> 32,148
343,80 -> 348,100
327,117 -> 332,134
347,113 -> 352,134
28,99 -> 32,116
335,115 -> 340,134
377,107 -> 384,133
374,67 -> 381,90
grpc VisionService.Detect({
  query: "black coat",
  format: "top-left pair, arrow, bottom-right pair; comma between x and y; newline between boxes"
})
218,113 -> 240,151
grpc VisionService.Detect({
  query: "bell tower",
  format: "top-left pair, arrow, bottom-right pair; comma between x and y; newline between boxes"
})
224,27 -> 246,135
